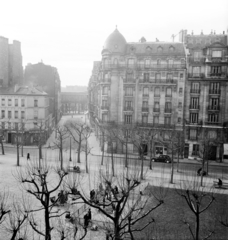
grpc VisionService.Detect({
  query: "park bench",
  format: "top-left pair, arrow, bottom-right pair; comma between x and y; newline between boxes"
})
213,180 -> 228,189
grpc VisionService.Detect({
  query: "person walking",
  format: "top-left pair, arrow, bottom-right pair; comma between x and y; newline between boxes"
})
87,208 -> 92,222
27,153 -> 30,160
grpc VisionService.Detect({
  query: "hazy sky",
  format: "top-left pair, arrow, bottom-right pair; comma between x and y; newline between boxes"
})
1,0 -> 227,87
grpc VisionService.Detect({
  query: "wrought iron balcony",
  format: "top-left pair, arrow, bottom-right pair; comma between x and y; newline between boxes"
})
124,106 -> 134,111
190,89 -> 200,94
188,73 -> 205,78
189,105 -> 200,110
207,105 -> 220,111
209,89 -> 221,94
153,108 -> 160,112
101,106 -> 109,110
142,107 -> 149,112
164,108 -> 172,113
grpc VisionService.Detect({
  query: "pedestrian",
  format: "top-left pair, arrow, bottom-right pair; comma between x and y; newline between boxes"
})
84,214 -> 89,228
27,153 -> 30,160
218,178 -> 223,188
114,185 -> 119,194
87,208 -> 92,222
197,168 -> 202,176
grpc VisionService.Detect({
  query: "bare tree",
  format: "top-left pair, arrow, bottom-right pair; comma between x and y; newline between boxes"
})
65,119 -> 87,164
15,161 -> 69,240
176,177 -> 216,240
0,191 -> 10,227
52,125 -> 69,170
67,169 -> 164,240
0,122 -> 5,155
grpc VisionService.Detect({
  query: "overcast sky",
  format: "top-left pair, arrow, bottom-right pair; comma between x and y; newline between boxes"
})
1,0 -> 228,87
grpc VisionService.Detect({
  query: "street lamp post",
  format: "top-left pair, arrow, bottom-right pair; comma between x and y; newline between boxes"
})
69,137 -> 72,161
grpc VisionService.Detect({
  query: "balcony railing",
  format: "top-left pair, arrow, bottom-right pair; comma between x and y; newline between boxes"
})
165,95 -> 172,98
205,121 -> 222,126
124,106 -> 134,111
189,105 -> 200,110
190,89 -> 200,94
142,94 -> 149,97
124,94 -> 134,97
142,107 -> 149,112
188,73 -> 205,78
208,105 -> 220,111
188,57 -> 206,63
209,89 -> 221,94
101,106 -> 109,110
153,108 -> 160,112
164,108 -> 172,113
189,136 -> 198,140
154,94 -> 160,97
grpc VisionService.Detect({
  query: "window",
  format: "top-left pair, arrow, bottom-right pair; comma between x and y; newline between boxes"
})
155,73 -> 161,83
178,102 -> 182,109
33,122 -> 37,128
191,82 -> 200,93
34,99 -> 38,107
1,110 -> 5,118
210,66 -> 221,76
190,97 -> 199,108
15,111 -> 18,119
124,115 -> 132,124
34,110 -> 38,120
157,47 -> 163,52
167,73 -> 172,80
208,113 -> 219,123
154,87 -> 160,97
21,99 -> 25,107
209,98 -> 219,110
2,99 -> 5,106
143,73 -> 149,82
142,101 -> 148,107
21,111 -> 25,119
166,87 -> 172,97
192,67 -> 200,77
193,51 -> 202,60
104,73 -> 109,81
8,122 -> 11,129
157,59 -> 161,65
126,72 -> 133,80
125,87 -> 133,96
192,144 -> 199,156
154,102 -> 160,112
190,129 -> 197,140
210,82 -> 220,94
178,117 -> 181,123
208,131 -> 217,139
164,116 -> 171,125
102,86 -> 108,95
125,129 -> 131,138
143,87 -> 149,96
128,58 -> 134,68
190,113 -> 198,123
104,58 -> 109,68
102,100 -> 108,107
15,123 -> 18,130
113,58 -> 118,66
15,99 -> 18,107
165,102 -> 172,110
168,59 -> 173,67
212,51 -> 222,58
8,111 -> 12,119
180,73 -> 183,79
142,115 -> 148,123
1,122 -> 5,129
125,101 -> 132,107
145,59 -> 150,68
102,113 -> 108,122
154,116 -> 159,124
179,88 -> 183,94
8,99 -> 12,106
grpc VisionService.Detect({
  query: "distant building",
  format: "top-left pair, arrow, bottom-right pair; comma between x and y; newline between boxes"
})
24,62 -> 61,124
180,30 -> 228,161
61,92 -> 87,114
0,36 -> 23,87
61,85 -> 87,92
88,28 -> 187,155
0,85 -> 52,145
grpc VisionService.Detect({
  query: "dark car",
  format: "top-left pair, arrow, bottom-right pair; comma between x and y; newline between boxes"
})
151,155 -> 171,163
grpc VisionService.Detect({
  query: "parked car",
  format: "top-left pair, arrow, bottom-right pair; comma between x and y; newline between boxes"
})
151,155 -> 171,163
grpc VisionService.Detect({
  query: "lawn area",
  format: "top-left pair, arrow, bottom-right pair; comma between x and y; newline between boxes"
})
134,185 -> 228,240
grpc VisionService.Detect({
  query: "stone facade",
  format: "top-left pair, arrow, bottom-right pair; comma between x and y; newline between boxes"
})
180,30 -> 228,161
24,62 -> 61,125
88,28 -> 187,155
0,36 -> 23,87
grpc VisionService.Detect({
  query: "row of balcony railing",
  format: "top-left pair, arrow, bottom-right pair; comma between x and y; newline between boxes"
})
189,105 -> 220,111
190,89 -> 221,94
188,73 -> 227,78
188,56 -> 228,62
102,63 -> 186,70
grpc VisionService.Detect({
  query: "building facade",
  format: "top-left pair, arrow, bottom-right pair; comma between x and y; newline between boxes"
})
0,85 -> 52,145
88,28 -> 187,155
24,62 -> 61,125
181,30 -> 228,160
0,36 -> 23,87
61,92 -> 87,114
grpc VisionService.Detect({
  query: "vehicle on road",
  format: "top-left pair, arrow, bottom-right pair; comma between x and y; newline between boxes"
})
151,155 -> 171,163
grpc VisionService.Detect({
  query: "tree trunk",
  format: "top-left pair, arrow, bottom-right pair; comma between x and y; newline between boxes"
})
200,157 -> 205,187
45,207 -> 51,240
85,140 -> 88,173
177,150 -> 180,172
111,143 -> 115,177
195,209 -> 200,240
140,154 -> 144,180
77,138 -> 81,163
125,139 -> 128,168
101,132 -> 104,165
0,141 -> 4,155
170,144 -> 174,184
17,144 -> 20,166
21,133 -> 24,157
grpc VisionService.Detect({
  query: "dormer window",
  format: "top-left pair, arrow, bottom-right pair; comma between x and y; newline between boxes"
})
113,58 -> 118,66
146,46 -> 152,52
157,46 -> 163,52
157,59 -> 161,65
169,46 -> 174,51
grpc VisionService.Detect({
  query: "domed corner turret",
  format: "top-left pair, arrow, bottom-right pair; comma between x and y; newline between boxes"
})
103,27 -> 127,54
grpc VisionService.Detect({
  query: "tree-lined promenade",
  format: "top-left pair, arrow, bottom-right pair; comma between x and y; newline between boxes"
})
0,115 -> 228,240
